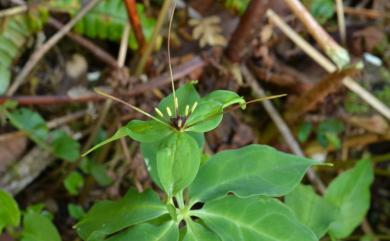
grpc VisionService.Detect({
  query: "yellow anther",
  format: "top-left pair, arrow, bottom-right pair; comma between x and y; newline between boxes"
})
191,102 -> 198,113
174,97 -> 179,111
166,107 -> 172,117
185,105 -> 190,116
155,108 -> 164,118
177,119 -> 183,128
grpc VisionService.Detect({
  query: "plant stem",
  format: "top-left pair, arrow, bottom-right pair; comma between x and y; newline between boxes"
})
135,0 -> 172,76
176,190 -> 185,209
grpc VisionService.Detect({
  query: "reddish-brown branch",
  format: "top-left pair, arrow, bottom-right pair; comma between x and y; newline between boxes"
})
0,57 -> 205,105
124,0 -> 146,51
226,0 -> 271,63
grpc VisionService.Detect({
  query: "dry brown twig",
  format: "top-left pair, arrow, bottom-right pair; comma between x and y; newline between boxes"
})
266,9 -> 390,121
0,5 -> 27,17
335,0 -> 346,46
283,0 -> 350,68
6,0 -> 102,96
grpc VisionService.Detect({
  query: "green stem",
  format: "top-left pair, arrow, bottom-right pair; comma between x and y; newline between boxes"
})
176,190 -> 185,209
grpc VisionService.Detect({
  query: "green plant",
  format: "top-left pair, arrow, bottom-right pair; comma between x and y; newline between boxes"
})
287,159 -> 373,240
302,0 -> 335,24
298,119 -> 344,149
75,83 -> 322,241
0,7 -> 48,94
224,0 -> 250,15
0,103 -> 81,161
0,189 -> 62,241
71,78 -> 375,240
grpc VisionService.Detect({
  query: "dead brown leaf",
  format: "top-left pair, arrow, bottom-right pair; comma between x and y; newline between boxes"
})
0,134 -> 27,173
190,16 -> 227,48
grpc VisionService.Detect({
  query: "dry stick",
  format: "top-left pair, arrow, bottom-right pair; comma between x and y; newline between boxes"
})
283,0 -> 350,68
267,10 -> 390,121
82,22 -> 131,152
124,0 -> 146,51
226,0 -> 271,63
77,19 -> 132,202
0,5 -> 27,17
343,6 -> 386,19
241,65 -> 326,193
135,0 -> 172,76
48,18 -> 119,69
335,0 -> 346,46
0,56 -> 205,105
6,0 -> 101,96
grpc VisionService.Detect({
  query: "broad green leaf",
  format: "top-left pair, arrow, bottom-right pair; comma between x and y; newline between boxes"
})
68,203 -> 86,221
7,108 -> 48,143
157,83 -> 201,117
318,119 -> 344,134
82,126 -> 128,156
106,221 -> 179,241
310,0 -> 335,24
51,130 -> 80,161
64,171 -> 84,196
76,189 -> 167,240
90,162 -> 112,186
126,120 -> 172,143
22,213 -> 61,241
80,159 -> 112,186
157,133 -> 201,196
185,100 -> 223,132
192,196 -> 317,241
183,219 -> 221,241
185,90 -> 245,133
141,132 -> 204,188
285,185 -> 338,238
189,144 -> 317,203
202,90 -> 246,109
325,159 -> 374,239
298,122 -> 313,143
83,120 -> 172,157
0,189 -> 21,233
